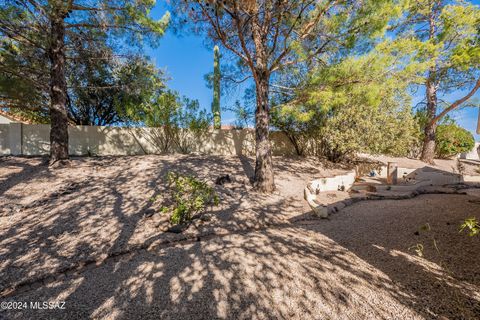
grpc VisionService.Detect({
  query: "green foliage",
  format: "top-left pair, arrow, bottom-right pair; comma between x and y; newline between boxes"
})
69,53 -> 164,125
212,45 -> 221,129
393,0 -> 480,76
391,1 -> 480,116
272,50 -> 418,162
5,108 -> 50,124
162,172 -> 219,225
411,108 -> 456,157
270,103 -> 320,157
460,217 -> 480,237
136,90 -> 211,153
319,100 -> 416,162
0,6 -> 49,111
227,100 -> 254,129
409,243 -> 425,257
0,0 -> 169,121
435,124 -> 475,159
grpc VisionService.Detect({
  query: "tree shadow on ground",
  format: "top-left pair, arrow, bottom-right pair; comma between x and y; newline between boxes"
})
295,193 -> 480,319
0,157 -> 49,197
1,155 -> 478,319
3,207 -> 430,320
0,155 -> 311,294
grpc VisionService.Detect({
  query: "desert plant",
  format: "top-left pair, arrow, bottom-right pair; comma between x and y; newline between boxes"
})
162,172 -> 219,225
435,124 -> 475,159
212,45 -> 221,129
174,97 -> 211,153
460,217 -> 479,237
140,91 -> 211,153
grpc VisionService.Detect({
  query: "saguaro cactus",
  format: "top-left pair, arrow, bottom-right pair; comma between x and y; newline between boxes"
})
212,45 -> 221,129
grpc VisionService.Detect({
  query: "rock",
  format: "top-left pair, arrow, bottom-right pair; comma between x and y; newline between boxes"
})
166,224 -> 189,233
304,186 -> 328,218
143,208 -> 156,218
335,202 -> 346,212
312,205 -> 329,218
306,183 -> 315,194
222,188 -> 235,197
327,206 -> 337,214
200,214 -> 211,222
215,174 -> 232,185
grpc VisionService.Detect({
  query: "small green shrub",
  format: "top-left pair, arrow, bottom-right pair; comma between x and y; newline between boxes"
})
162,172 -> 219,225
435,124 -> 475,159
460,217 -> 479,237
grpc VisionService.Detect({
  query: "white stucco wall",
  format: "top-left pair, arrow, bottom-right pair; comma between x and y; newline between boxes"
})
2,123 -> 479,160
0,115 -> 13,124
460,142 -> 480,161
0,124 -> 296,157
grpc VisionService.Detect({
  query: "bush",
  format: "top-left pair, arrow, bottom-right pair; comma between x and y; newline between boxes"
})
435,124 -> 475,159
460,217 -> 479,237
161,172 -> 219,225
136,90 -> 211,153
269,52 -> 418,162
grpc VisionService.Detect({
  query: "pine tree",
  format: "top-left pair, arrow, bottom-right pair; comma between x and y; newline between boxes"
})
394,0 -> 480,164
0,0 -> 168,164
170,0 -> 399,192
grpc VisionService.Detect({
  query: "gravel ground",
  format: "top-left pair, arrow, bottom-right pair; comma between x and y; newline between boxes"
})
0,155 -> 479,319
0,155 -> 345,294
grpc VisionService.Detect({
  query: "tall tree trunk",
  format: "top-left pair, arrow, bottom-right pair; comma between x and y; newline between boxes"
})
420,77 -> 437,164
48,8 -> 69,164
250,9 -> 275,193
420,5 -> 437,164
254,73 -> 275,192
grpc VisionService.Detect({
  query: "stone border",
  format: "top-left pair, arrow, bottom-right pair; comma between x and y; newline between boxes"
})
308,170 -> 356,194
305,182 -> 480,219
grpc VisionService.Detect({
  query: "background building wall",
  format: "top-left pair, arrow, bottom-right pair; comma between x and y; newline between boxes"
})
0,124 -> 296,157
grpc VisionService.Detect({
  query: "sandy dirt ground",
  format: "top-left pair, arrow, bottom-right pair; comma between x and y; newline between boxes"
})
360,153 -> 480,176
0,155 -> 479,319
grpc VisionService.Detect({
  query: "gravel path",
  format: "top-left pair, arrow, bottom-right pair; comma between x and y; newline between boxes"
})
0,156 -> 479,319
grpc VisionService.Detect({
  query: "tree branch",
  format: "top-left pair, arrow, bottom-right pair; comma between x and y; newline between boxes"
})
431,77 -> 480,125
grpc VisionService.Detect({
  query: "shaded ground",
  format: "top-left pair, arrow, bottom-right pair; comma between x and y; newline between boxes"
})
0,155 -> 479,319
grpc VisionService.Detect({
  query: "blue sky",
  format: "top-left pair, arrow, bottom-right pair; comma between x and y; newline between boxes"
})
146,1 -> 480,140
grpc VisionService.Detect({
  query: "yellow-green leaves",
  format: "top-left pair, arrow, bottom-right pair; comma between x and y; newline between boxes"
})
460,217 -> 480,237
394,0 -> 480,83
273,46 -> 418,161
162,172 -> 219,225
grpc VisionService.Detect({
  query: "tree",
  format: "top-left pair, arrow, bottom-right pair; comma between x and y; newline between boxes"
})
1,29 -> 164,126
272,49 -> 418,161
0,0 -> 169,164
68,54 -> 164,126
135,90 -> 211,154
396,0 -> 480,164
170,0 -> 398,192
435,123 -> 475,159
227,100 -> 255,129
212,45 -> 221,129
